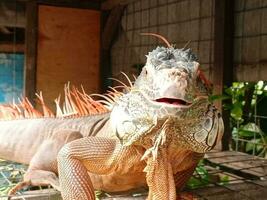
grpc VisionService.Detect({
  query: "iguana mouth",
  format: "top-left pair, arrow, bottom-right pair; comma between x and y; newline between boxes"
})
155,98 -> 192,106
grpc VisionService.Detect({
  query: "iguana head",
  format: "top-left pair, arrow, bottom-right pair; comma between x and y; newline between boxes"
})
111,33 -> 223,154
134,34 -> 210,110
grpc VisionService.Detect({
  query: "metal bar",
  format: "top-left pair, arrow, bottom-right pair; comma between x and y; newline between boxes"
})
234,33 -> 267,38
124,0 -> 214,15
232,138 -> 267,147
111,39 -> 215,49
234,5 -> 267,13
242,114 -> 267,119
124,16 -> 215,31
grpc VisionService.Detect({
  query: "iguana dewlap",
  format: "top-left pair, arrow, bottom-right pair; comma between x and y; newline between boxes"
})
0,34 -> 223,200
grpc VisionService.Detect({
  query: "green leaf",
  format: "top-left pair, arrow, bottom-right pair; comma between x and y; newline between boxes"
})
242,123 -> 261,133
238,123 -> 262,138
230,105 -> 243,121
225,87 -> 233,95
186,177 -> 207,189
238,129 -> 258,138
223,104 -> 232,110
245,138 -> 263,152
246,142 -> 254,152
95,190 -> 104,200
219,175 -> 229,185
256,144 -> 264,152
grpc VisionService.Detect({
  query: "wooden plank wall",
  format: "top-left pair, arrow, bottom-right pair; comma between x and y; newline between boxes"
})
37,5 -> 100,110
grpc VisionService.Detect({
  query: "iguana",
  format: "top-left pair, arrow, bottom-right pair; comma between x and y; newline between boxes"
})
0,33 -> 223,200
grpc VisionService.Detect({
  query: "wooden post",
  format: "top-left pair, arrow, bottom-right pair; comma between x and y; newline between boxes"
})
213,0 -> 234,150
100,5 -> 125,92
25,1 -> 38,101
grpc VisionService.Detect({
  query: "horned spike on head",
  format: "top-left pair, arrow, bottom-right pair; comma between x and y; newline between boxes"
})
140,33 -> 171,48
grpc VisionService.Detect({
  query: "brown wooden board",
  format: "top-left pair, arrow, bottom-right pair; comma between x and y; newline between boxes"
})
206,150 -> 249,158
0,44 -> 24,53
37,5 -> 100,110
205,151 -> 267,178
192,180 -> 267,200
11,189 -> 62,200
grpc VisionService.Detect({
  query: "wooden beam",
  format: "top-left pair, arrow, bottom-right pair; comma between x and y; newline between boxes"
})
0,43 -> 24,53
37,0 -> 100,10
101,0 -> 135,10
213,0 -> 234,150
24,1 -> 38,101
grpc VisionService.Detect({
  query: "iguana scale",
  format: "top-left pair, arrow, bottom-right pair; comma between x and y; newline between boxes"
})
0,34 -> 223,200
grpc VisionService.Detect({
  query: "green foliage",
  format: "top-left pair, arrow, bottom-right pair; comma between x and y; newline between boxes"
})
187,160 -> 229,189
233,123 -> 267,156
222,83 -> 246,122
95,190 -> 104,200
219,81 -> 267,157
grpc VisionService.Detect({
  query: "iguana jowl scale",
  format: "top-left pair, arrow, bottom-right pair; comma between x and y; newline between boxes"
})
0,34 -> 223,200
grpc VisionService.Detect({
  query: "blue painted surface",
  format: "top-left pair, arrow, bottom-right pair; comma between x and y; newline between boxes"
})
0,54 -> 24,103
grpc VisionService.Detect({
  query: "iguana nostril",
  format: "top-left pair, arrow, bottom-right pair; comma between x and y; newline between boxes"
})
170,71 -> 184,78
169,71 -> 178,76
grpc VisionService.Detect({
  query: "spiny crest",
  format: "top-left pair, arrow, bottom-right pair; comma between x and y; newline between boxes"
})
0,98 -> 43,120
141,32 -> 197,63
94,72 -> 133,108
0,74 -> 133,121
148,46 -> 197,64
54,83 -> 109,118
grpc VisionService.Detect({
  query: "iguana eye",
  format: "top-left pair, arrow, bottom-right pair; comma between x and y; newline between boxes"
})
144,68 -> 148,75
157,64 -> 171,70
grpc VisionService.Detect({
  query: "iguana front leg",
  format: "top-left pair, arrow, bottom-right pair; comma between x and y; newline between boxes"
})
57,136 -> 124,200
